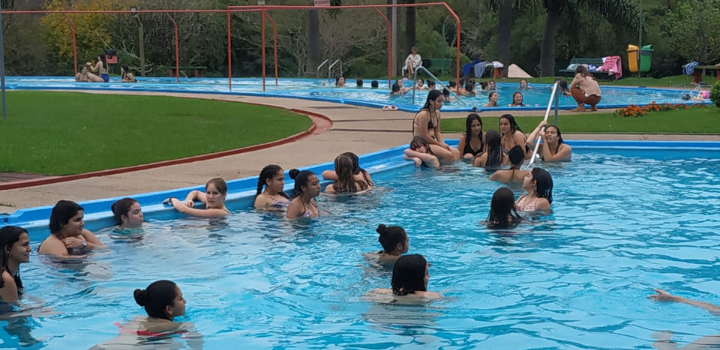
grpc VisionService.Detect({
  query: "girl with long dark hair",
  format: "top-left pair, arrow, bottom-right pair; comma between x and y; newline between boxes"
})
515,168 -> 553,212
286,169 -> 321,219
526,120 -> 572,162
412,90 -> 461,163
457,113 -> 485,159
254,165 -> 290,209
473,130 -> 508,168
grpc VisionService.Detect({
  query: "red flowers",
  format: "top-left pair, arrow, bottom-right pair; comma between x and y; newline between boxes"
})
613,101 -> 703,117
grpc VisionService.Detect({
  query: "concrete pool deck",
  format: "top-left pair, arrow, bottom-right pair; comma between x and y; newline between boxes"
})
1,90 -> 718,214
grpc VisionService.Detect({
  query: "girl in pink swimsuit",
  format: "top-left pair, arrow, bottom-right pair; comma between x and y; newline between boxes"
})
515,168 -> 553,212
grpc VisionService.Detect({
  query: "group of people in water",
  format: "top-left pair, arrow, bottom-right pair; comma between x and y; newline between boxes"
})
75,53 -> 138,83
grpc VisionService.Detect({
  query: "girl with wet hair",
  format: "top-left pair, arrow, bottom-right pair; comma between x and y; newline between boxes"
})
484,92 -> 499,107
121,65 -> 137,83
473,130 -> 508,168
111,198 -> 143,229
515,168 -> 553,212
38,200 -> 106,259
404,136 -> 440,168
165,178 -> 230,217
325,154 -> 372,193
322,152 -> 374,186
87,53 -> 109,82
412,90 -> 461,163
457,113 -> 485,159
526,120 -> 572,162
489,145 -> 530,183
0,226 -> 31,303
486,187 -> 522,229
499,114 -> 531,160
374,224 -> 409,263
254,165 -> 290,209
508,92 -> 525,107
366,254 -> 441,303
286,169 -> 321,219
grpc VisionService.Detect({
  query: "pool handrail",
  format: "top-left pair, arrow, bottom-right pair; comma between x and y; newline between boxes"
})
528,82 -> 560,166
328,59 -> 343,86
316,59 -> 330,82
411,66 -> 466,105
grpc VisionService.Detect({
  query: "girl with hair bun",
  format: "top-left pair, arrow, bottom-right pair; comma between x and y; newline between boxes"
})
91,280 -> 203,349
164,178 -> 230,218
254,165 -> 290,209
367,224 -> 409,264
366,254 -> 441,303
286,169 -> 321,219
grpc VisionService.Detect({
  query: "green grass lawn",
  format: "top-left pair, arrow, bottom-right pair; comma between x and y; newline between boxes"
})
441,106 -> 720,134
0,92 -> 313,175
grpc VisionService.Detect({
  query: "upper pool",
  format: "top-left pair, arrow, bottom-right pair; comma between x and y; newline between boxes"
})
5,76 -> 711,112
1,141 -> 720,349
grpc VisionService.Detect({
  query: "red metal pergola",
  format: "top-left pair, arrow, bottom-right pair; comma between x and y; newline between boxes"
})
4,4 -> 462,91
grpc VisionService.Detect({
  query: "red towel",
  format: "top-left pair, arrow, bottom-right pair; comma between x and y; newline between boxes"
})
597,56 -> 623,80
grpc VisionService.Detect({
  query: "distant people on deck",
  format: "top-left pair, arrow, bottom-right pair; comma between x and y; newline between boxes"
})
570,65 -> 602,112
526,120 -> 572,162
87,54 -> 109,83
254,165 -> 290,209
165,178 -> 230,218
0,226 -> 31,303
121,65 -> 138,83
412,90 -> 461,163
457,113 -> 485,159
403,46 -> 422,78
38,200 -> 107,259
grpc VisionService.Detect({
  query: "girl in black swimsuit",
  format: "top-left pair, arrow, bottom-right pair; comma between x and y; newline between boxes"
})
457,113 -> 485,159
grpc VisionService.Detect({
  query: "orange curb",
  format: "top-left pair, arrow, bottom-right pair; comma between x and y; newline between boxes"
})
0,103 -> 333,191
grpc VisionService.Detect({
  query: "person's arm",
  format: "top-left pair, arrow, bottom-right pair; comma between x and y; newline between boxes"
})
403,153 -> 422,167
472,153 -> 487,167
324,184 -> 335,193
543,143 -> 572,162
39,238 -> 80,259
434,113 -> 447,145
526,121 -> 546,149
88,62 -> 101,73
457,135 -> 468,158
321,170 -> 339,181
286,199 -> 302,219
253,194 -> 271,209
569,73 -> 581,89
512,130 -> 527,150
184,190 -> 207,208
415,55 -> 423,67
535,198 -> 551,211
166,197 -> 228,218
79,229 -> 106,249
648,289 -> 720,315
0,272 -> 19,303
404,149 -> 439,168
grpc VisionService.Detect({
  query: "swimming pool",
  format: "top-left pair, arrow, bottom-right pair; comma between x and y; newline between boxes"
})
6,76 -> 711,112
2,142 -> 720,349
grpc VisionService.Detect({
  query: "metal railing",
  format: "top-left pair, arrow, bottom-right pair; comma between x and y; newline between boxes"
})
528,82 -> 560,166
328,59 -> 343,85
316,59 -> 330,82
411,66 -> 467,105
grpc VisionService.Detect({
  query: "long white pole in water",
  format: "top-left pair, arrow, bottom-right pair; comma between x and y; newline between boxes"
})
0,4 -> 6,121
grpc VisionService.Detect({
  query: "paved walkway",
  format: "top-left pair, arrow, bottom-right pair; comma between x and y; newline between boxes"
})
1,91 -> 718,214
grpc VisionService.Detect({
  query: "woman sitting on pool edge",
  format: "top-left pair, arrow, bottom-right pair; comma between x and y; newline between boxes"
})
457,113 -> 485,159
412,90 -> 461,163
90,280 -> 202,349
0,226 -> 31,303
87,54 -> 110,82
165,178 -> 230,217
254,165 -> 291,209
321,152 -> 374,187
404,137 -> 441,168
485,187 -> 523,229
525,120 -> 572,162
516,168 -> 553,212
38,200 -> 107,259
366,224 -> 409,265
325,153 -> 372,194
366,254 -> 441,303
286,169 -> 321,219
111,198 -> 144,229
489,145 -> 529,183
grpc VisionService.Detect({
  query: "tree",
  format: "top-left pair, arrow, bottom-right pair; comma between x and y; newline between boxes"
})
662,0 -> 720,64
306,0 -> 321,75
538,0 -> 643,76
405,0 -> 416,57
497,0 -> 512,75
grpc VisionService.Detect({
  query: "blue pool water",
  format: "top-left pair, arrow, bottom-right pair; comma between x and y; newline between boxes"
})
6,76 -> 710,112
2,146 -> 720,349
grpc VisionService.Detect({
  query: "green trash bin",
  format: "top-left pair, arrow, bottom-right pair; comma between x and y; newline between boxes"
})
640,44 -> 653,73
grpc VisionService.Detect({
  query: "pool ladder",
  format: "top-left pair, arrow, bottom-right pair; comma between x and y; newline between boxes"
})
316,59 -> 343,86
527,82 -> 561,166
317,59 -> 330,83
411,66 -> 467,105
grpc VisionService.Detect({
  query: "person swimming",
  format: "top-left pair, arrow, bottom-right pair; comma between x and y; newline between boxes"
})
366,254 -> 441,304
254,165 -> 291,209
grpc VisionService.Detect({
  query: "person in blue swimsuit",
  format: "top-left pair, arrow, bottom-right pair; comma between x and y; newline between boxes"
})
254,165 -> 291,209
286,169 -> 321,219
87,54 -> 109,82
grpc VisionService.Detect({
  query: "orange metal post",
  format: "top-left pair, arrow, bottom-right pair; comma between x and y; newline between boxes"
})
373,7 -> 391,89
63,14 -> 77,76
165,12 -> 180,83
227,9 -> 232,91
441,3 -> 461,91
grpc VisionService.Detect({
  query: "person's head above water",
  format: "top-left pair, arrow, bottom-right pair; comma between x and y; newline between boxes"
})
371,80 -> 379,88
391,254 -> 429,296
410,136 -> 433,154
356,78 -> 363,87
49,200 -> 84,236
487,187 -> 521,229
289,169 -> 320,198
499,114 -> 523,135
508,145 -> 525,168
525,168 -> 553,204
134,280 -> 186,321
205,178 -> 228,209
256,165 -> 288,199
111,198 -> 143,229
377,224 -> 409,255
0,225 -> 30,298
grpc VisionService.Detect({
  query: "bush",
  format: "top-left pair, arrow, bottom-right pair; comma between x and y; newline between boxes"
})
711,81 -> 720,108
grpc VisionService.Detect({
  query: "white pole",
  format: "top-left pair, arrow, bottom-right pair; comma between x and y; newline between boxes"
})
527,82 -> 559,166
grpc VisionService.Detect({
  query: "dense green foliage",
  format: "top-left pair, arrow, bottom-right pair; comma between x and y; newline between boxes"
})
0,92 -> 312,175
711,81 -> 720,108
0,0 -> 717,79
